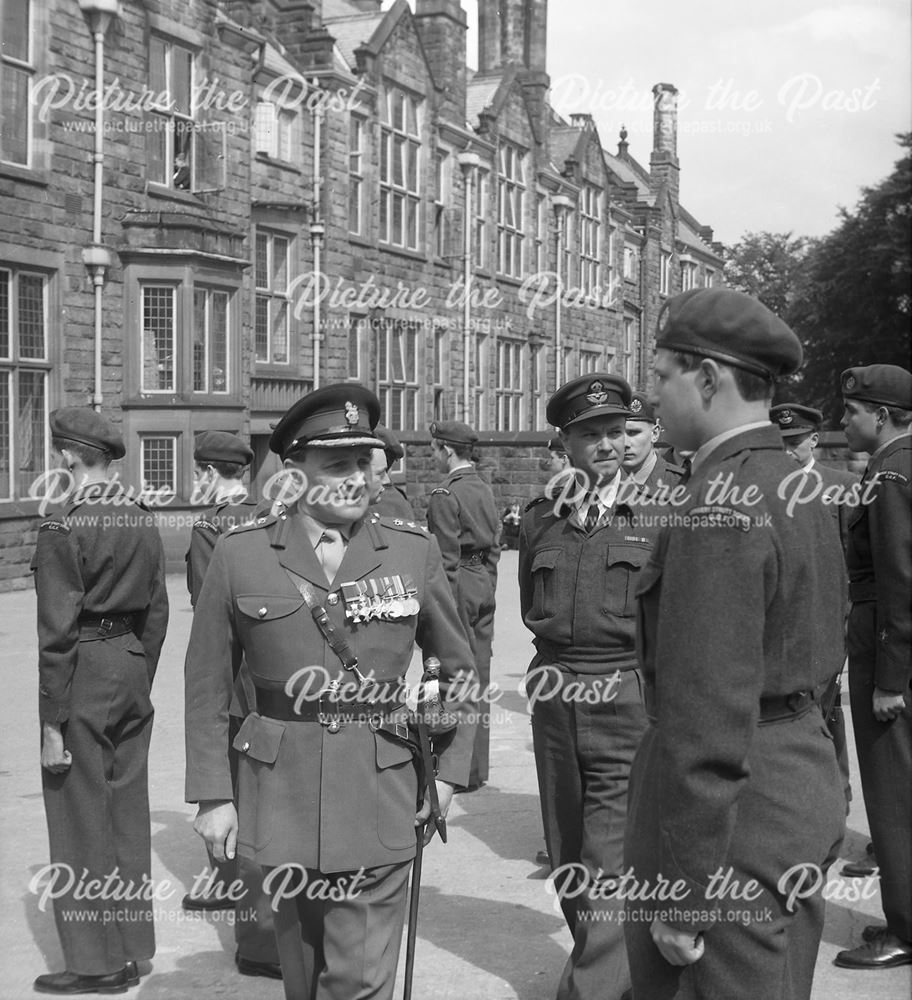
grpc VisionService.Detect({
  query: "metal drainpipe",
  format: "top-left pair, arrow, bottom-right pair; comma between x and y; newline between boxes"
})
310,80 -> 324,390
551,195 -> 574,389
457,152 -> 481,422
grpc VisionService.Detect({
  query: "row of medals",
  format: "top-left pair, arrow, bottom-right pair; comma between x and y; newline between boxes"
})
341,574 -> 420,623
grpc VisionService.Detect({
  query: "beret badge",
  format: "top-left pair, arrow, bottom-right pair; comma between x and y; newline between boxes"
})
344,401 -> 359,425
844,374 -> 857,391
630,398 -> 643,415
586,380 -> 608,405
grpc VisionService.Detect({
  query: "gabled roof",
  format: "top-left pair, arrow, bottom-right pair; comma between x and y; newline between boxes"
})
323,11 -> 386,67
465,70 -> 502,126
603,150 -> 653,204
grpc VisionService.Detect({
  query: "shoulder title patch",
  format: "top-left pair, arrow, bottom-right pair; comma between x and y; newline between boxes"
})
878,470 -> 910,485
687,505 -> 752,532
39,520 -> 70,534
431,487 -> 451,496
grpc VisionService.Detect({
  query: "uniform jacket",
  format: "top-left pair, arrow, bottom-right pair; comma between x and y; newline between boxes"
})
518,489 -> 661,671
846,433 -> 911,692
374,484 -> 416,521
32,484 -> 169,723
623,452 -> 685,502
427,466 -> 500,588
634,425 -> 847,916
185,496 -> 260,607
184,508 -> 477,872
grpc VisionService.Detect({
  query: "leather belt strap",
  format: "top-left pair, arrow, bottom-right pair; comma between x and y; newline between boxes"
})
643,682 -> 822,725
459,549 -> 489,566
254,685 -> 405,724
77,615 -> 135,640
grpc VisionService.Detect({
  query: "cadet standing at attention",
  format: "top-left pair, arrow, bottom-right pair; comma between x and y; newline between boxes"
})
32,408 -> 169,995
183,430 -> 281,980
834,365 -> 912,970
623,289 -> 847,1000
519,374 -> 660,1000
427,420 -> 500,791
621,391 -> 684,498
184,384 -> 477,1000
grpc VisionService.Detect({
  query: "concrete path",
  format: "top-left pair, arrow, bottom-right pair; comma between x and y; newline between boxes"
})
1,551 -> 908,998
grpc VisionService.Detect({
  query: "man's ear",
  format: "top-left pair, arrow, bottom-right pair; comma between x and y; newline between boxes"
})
697,358 -> 722,399
650,423 -> 661,444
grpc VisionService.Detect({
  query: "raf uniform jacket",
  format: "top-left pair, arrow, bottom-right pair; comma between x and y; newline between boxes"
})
33,484 -> 169,723
374,484 -> 416,521
184,508 -> 477,873
427,465 -> 500,587
623,452 -> 685,503
186,496 -> 260,607
518,489 -> 661,672
846,433 -> 912,693
633,426 -> 847,919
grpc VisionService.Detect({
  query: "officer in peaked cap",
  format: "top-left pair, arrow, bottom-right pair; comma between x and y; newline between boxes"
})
185,383 -> 478,1000
835,364 -> 912,971
370,426 -> 416,520
32,408 -> 168,994
624,289 -> 847,1000
520,371 -> 663,1000
427,418 -> 500,791
622,390 -> 684,500
182,431 -> 281,978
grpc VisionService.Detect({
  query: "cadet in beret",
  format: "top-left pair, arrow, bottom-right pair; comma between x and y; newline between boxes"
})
181,432 -> 281,978
519,373 -> 658,1000
427,420 -> 500,791
770,403 -> 859,814
540,435 -> 571,478
622,391 -> 684,498
184,384 -> 477,1000
31,408 -> 169,995
623,289 -> 847,1000
370,425 -> 416,520
835,364 -> 912,971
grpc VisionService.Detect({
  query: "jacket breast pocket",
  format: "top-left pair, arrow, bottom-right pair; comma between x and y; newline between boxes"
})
375,733 -> 418,850
604,543 -> 651,617
530,548 -> 561,619
234,594 -> 305,681
233,713 -> 286,852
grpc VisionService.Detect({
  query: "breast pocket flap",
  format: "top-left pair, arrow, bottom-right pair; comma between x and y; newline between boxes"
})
606,543 -> 650,569
531,548 -> 560,572
236,594 -> 304,621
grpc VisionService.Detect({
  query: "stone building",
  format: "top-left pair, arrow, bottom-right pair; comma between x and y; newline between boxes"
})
0,0 -> 724,585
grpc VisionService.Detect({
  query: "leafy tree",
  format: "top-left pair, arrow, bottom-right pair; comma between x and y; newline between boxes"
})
723,231 -> 814,318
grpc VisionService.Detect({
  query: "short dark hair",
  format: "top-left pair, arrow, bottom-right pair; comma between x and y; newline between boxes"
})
208,460 -> 246,480
670,350 -> 773,403
52,436 -> 111,468
859,400 -> 912,427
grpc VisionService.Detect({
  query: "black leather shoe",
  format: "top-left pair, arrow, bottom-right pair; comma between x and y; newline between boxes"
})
841,845 -> 878,878
182,891 -> 234,911
235,953 -> 282,980
834,933 -> 912,969
34,967 -> 132,994
535,849 -> 550,867
862,924 -> 888,942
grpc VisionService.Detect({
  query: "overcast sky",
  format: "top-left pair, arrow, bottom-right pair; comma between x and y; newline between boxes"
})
388,1 -> 911,246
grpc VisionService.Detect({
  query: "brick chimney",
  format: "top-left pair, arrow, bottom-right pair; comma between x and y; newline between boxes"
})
649,82 -> 679,203
414,0 -> 467,123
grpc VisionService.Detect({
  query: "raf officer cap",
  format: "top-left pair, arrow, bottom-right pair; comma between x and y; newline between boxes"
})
656,288 -> 803,379
769,403 -> 823,437
374,425 -> 405,468
429,420 -> 478,446
194,430 -> 253,466
546,373 -> 632,430
50,407 -> 125,460
269,383 -> 383,458
627,391 -> 657,423
841,365 -> 912,409
546,436 -> 567,455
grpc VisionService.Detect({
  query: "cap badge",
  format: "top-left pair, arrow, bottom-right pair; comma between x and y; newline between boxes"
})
344,401 -> 359,425
586,380 -> 608,405
630,398 -> 643,414
779,409 -> 792,425
844,374 -> 857,390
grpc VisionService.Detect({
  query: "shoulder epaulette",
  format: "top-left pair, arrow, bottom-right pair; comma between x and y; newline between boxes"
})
524,496 -> 549,512
375,514 -> 429,536
226,512 -> 275,535
431,487 -> 451,496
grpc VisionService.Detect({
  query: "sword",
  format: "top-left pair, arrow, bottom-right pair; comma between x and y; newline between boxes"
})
403,823 -> 425,1000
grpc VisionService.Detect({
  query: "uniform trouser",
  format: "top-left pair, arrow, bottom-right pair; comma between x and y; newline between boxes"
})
270,861 -> 412,1000
624,707 -> 845,1000
848,602 -> 912,943
455,564 -> 496,787
529,660 -> 647,1000
41,634 -> 155,976
202,715 -> 279,964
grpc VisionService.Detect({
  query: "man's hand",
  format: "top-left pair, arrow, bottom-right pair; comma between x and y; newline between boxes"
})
41,723 -> 72,773
415,780 -> 454,844
873,686 -> 907,723
651,917 -> 705,966
194,801 -> 238,863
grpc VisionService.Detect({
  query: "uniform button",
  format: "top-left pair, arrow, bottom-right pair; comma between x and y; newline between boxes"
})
258,606 -> 268,618
327,719 -> 341,734
242,741 -> 250,752
327,593 -> 339,606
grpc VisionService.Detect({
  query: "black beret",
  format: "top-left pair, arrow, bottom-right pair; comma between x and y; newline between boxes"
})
269,383 -> 383,458
194,430 -> 253,466
49,407 -> 125,460
429,420 -> 478,446
546,374 -> 632,429
656,288 -> 803,378
546,436 -> 567,454
841,365 -> 912,409
374,425 -> 404,467
769,403 -> 822,437
627,391 -> 656,422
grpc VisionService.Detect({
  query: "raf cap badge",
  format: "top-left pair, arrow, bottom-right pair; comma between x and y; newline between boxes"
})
344,401 -> 359,425
586,380 -> 608,405
779,409 -> 793,425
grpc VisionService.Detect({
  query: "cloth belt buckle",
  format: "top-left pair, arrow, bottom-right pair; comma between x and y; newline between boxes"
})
786,690 -> 811,713
98,618 -> 114,634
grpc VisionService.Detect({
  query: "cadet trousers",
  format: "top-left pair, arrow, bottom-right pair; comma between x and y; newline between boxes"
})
270,860 -> 411,1000
624,707 -> 845,1000
530,660 -> 647,1000
41,633 -> 155,976
848,602 -> 912,943
455,563 -> 496,787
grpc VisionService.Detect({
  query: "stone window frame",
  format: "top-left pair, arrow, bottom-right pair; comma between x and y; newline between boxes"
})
254,229 -> 293,368
579,183 -> 601,298
496,142 -> 526,279
379,86 -> 422,252
494,336 -> 524,431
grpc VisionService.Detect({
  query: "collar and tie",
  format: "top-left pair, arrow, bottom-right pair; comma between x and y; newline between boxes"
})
317,528 -> 346,582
